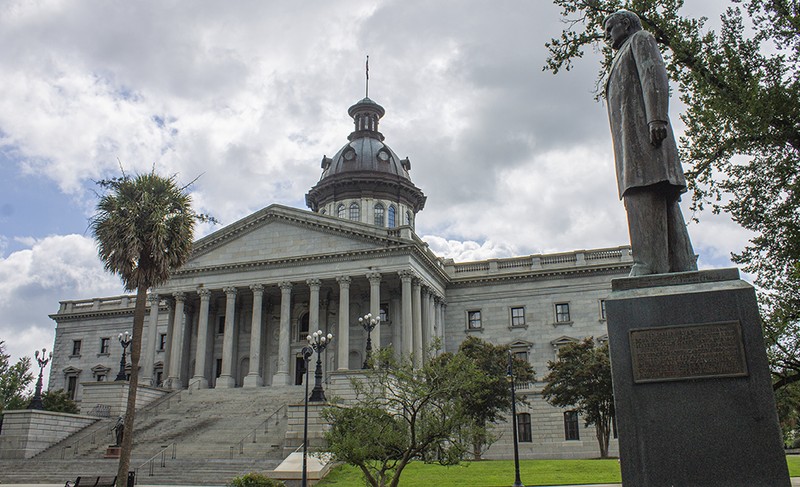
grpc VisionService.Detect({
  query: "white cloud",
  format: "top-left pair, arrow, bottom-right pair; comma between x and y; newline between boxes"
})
0,234 -> 124,387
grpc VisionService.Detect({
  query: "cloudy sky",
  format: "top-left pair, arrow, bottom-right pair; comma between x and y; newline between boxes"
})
0,0 -> 750,386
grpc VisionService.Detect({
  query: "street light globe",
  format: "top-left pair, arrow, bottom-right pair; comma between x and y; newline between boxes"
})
326,333 -> 333,340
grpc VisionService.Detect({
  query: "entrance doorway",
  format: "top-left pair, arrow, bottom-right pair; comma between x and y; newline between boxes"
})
295,356 -> 306,385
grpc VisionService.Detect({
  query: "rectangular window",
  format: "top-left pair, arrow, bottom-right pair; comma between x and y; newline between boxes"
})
379,305 -> 389,324
467,310 -> 482,330
555,303 -> 571,323
67,376 -> 78,400
215,358 -> 223,378
510,307 -> 525,327
600,299 -> 607,320
96,374 -> 106,382
72,340 -> 82,356
217,316 -> 225,334
100,337 -> 110,354
517,413 -> 532,443
158,333 -> 167,351
155,371 -> 163,387
564,411 -> 580,441
514,350 -> 528,363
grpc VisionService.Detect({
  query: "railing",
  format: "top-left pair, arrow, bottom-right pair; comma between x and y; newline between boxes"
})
228,404 -> 288,459
136,388 -> 182,418
60,419 -> 114,459
451,246 -> 632,275
186,378 -> 205,394
133,442 -> 177,483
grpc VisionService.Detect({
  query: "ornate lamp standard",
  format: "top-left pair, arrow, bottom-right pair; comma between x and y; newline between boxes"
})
115,331 -> 132,381
307,330 -> 333,402
27,348 -> 52,410
507,351 -> 525,487
302,330 -> 333,487
358,312 -> 380,369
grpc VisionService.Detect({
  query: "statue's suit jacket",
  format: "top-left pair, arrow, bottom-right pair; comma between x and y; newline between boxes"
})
606,29 -> 687,200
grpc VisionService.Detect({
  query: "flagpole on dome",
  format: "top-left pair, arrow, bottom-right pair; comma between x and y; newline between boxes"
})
365,55 -> 369,98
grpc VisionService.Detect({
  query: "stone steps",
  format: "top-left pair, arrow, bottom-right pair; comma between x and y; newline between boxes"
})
2,386 -> 307,485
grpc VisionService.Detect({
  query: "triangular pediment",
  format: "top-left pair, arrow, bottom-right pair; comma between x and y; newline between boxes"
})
180,204 -> 412,272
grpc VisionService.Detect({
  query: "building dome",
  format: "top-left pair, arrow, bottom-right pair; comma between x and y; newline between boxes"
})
305,97 -> 426,227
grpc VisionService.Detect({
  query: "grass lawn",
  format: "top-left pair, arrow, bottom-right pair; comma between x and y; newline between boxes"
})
317,459 -> 622,487
319,456 -> 800,486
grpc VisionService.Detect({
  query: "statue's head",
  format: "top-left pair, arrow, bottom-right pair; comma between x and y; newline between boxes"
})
603,10 -> 643,50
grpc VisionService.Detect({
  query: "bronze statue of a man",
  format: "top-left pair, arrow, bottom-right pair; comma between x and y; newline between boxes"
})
604,10 -> 698,276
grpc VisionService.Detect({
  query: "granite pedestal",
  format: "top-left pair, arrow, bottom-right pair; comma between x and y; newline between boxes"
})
606,268 -> 789,487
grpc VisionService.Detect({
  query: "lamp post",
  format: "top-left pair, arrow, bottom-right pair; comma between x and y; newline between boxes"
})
115,331 -> 132,381
358,312 -> 380,369
507,351 -> 525,487
307,330 -> 333,402
300,345 -> 313,487
27,348 -> 52,410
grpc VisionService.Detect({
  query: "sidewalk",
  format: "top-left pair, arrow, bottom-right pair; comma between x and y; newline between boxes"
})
4,482 -> 800,487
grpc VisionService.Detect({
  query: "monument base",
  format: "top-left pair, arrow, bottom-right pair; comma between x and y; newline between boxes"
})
104,446 -> 121,458
606,268 -> 789,487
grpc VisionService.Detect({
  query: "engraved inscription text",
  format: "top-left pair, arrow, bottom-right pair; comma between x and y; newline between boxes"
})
630,321 -> 748,383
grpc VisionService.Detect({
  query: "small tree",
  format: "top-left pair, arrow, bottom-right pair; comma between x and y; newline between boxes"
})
324,349 -> 475,487
91,170 -> 203,486
457,336 -> 535,459
542,338 -> 615,458
42,389 -> 79,414
0,341 -> 33,413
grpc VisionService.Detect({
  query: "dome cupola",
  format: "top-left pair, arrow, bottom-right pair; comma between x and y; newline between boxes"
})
305,96 -> 426,229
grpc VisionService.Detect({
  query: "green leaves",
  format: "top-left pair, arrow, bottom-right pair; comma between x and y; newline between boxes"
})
542,338 -> 614,457
91,171 -> 199,291
0,341 -> 34,413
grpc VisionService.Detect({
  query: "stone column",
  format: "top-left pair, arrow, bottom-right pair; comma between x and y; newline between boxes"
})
141,293 -> 160,385
390,290 -> 402,359
167,292 -> 186,389
366,272 -> 382,351
272,282 -> 293,385
244,284 -> 265,387
434,295 -> 444,354
307,279 -> 321,334
336,276 -> 351,370
421,287 -> 431,356
192,288 -> 212,389
427,290 -> 436,352
399,270 -> 414,358
218,287 -> 237,388
162,298 -> 175,385
412,278 -> 423,368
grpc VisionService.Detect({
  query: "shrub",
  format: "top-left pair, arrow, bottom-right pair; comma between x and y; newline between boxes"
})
228,472 -> 285,487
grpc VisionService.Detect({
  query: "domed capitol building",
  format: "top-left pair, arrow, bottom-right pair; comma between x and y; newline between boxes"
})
46,94 -> 631,460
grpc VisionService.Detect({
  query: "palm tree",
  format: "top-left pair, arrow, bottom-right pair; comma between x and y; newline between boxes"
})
91,171 -> 197,487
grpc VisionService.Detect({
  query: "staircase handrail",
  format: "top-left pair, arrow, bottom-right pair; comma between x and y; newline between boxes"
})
135,388 -> 183,418
133,441 -> 177,484
185,378 -> 204,394
229,403 -> 288,458
56,416 -> 114,459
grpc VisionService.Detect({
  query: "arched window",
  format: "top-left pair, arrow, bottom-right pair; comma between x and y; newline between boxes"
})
405,211 -> 413,226
337,204 -> 346,219
349,202 -> 360,221
374,203 -> 385,226
388,205 -> 396,228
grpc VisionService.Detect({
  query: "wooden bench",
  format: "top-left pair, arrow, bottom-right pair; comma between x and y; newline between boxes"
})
65,475 -> 117,487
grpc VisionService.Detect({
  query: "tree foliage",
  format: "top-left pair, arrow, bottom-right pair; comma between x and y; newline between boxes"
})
42,389 -> 79,414
0,341 -> 33,413
544,0 -> 800,389
324,349 -> 476,487
542,338 -> 615,458
457,336 -> 535,460
91,170 -> 202,487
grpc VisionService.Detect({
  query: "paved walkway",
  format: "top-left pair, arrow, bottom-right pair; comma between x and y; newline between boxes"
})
4,482 -> 800,487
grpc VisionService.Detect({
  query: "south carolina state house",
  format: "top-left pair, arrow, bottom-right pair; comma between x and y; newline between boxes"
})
47,95 -> 630,459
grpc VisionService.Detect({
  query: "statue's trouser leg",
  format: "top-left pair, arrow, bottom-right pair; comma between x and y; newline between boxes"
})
624,188 -> 669,275
666,195 -> 698,272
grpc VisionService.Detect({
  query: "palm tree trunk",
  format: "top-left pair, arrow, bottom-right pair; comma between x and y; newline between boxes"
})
116,282 -> 148,487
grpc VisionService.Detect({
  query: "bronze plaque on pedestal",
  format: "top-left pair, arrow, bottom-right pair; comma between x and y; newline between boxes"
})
630,321 -> 748,383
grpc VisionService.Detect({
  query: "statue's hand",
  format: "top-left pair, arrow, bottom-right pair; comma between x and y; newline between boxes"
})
649,121 -> 667,147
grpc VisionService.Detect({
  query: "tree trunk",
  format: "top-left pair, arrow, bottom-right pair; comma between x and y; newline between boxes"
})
116,283 -> 148,487
595,422 -> 610,459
